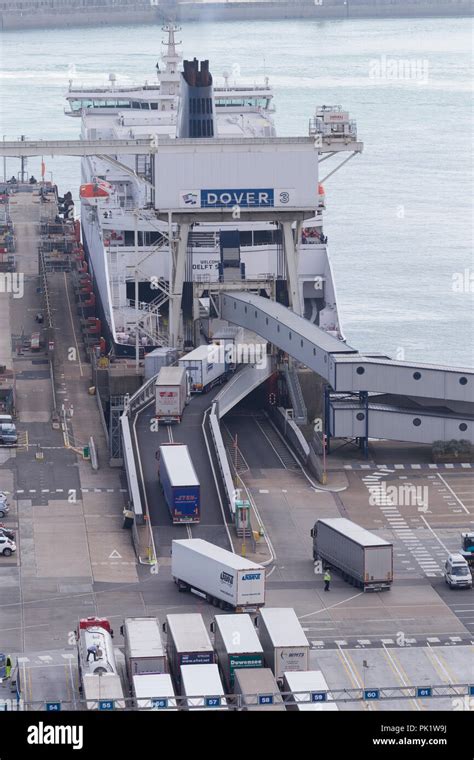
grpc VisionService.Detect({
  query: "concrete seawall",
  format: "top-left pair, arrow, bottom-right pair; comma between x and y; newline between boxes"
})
1,1 -> 473,31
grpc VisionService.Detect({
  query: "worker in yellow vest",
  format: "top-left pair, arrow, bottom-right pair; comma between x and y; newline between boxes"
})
324,568 -> 331,592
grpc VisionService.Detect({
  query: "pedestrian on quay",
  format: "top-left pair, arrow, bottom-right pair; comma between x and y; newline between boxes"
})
324,568 -> 331,592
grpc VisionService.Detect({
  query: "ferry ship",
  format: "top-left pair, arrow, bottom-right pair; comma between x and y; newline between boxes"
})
66,25 -> 360,357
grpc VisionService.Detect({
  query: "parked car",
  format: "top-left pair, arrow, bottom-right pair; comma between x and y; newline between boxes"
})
0,526 -> 15,541
0,536 -> 15,557
0,497 -> 10,519
444,554 -> 472,589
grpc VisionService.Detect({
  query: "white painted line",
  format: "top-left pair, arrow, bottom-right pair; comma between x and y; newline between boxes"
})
427,637 -> 441,643
449,636 -> 462,642
56,489 -> 64,493
358,639 -> 371,645
63,271 -> 84,377
41,489 -> 49,493
17,657 -> 29,663
394,465 -> 405,469
311,641 -> 325,647
258,489 -> 269,494
436,473 -> 470,514
38,655 -> 53,662
411,464 -> 422,469
335,640 -> 347,646
61,653 -> 75,660
461,463 -> 472,468
381,639 -> 394,645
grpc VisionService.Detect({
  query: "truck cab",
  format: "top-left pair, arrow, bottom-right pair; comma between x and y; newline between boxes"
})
461,533 -> 474,567
444,553 -> 472,589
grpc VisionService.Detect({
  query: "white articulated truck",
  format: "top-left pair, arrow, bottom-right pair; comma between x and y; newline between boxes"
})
178,344 -> 227,393
165,613 -> 216,688
154,366 -> 188,423
257,607 -> 310,684
132,673 -> 177,710
212,614 -> 264,691
283,670 -> 339,711
311,517 -> 393,591
122,617 -> 167,678
180,664 -> 228,711
172,538 -> 265,612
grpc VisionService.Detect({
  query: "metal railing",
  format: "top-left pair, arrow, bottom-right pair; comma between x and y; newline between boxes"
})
6,681 -> 472,712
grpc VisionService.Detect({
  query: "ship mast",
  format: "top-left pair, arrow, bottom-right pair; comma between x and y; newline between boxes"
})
158,24 -> 182,104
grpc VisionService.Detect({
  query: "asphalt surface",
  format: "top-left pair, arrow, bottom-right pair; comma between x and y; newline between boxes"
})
135,388 -> 232,555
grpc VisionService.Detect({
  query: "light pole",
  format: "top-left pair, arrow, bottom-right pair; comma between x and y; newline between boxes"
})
134,212 -> 140,372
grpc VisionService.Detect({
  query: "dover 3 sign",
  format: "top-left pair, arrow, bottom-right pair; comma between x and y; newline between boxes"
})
179,188 -> 295,209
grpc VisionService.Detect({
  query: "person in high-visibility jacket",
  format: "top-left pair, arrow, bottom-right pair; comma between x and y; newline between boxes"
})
5,655 -> 12,679
324,568 -> 331,592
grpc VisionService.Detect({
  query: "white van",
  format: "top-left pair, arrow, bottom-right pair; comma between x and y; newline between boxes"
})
444,554 -> 472,589
0,535 -> 16,557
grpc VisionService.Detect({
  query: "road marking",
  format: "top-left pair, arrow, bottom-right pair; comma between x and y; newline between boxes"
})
258,489 -> 269,494
63,271 -> 84,377
436,473 -> 470,514
419,515 -> 450,552
299,592 -> 363,620
382,644 -> 421,711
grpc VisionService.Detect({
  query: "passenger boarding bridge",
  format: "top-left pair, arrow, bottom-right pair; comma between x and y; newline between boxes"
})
219,292 -> 474,448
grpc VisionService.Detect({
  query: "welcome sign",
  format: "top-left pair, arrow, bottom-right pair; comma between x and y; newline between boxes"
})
179,188 -> 294,209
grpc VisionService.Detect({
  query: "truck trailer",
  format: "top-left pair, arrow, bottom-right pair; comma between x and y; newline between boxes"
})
154,366 -> 188,423
311,517 -> 393,591
178,344 -> 227,393
212,613 -> 264,690
76,617 -> 125,709
234,668 -> 285,711
132,673 -> 177,710
180,664 -> 228,711
158,444 -> 200,524
283,670 -> 338,711
171,538 -> 265,611
165,613 -> 216,687
257,607 -> 310,683
122,617 -> 167,678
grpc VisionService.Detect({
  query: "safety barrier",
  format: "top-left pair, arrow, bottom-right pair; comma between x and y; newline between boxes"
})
270,406 -> 310,462
209,402 -> 236,516
5,681 -> 472,711
120,414 -> 143,521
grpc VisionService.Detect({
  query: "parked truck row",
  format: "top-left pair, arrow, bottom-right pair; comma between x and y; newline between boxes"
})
79,606 -> 333,710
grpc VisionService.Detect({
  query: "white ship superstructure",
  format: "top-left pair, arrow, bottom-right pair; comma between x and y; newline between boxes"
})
66,25 -> 361,355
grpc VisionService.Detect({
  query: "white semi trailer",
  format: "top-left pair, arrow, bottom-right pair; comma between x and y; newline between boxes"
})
311,517 -> 393,591
171,538 -> 265,612
257,607 -> 310,684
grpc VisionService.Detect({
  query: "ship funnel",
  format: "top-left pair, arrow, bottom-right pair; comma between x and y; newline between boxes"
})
177,58 -> 216,138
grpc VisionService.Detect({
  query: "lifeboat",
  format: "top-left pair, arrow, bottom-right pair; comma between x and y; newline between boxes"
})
79,180 -> 111,206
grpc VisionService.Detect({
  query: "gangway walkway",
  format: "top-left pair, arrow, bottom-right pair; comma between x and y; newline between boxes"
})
220,292 -> 474,445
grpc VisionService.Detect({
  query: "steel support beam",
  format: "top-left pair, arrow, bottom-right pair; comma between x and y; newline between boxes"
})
282,220 -> 302,315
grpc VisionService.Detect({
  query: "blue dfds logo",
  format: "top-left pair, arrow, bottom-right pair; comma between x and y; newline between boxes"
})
242,573 -> 261,581
201,189 -> 274,208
